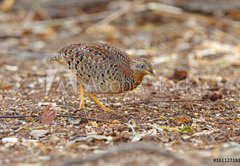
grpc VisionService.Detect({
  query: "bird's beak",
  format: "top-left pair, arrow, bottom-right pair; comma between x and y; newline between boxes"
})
145,70 -> 156,78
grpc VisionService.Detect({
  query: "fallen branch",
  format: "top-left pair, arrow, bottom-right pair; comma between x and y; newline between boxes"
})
0,114 -> 111,123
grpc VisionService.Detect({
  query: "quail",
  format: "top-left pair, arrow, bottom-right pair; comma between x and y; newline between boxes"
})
50,42 -> 155,112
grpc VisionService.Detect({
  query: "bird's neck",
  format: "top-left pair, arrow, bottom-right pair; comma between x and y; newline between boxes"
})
133,71 -> 145,88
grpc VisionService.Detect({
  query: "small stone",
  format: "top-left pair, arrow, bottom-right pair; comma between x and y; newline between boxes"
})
2,137 -> 18,143
4,65 -> 18,71
113,103 -> 122,107
30,130 -> 49,138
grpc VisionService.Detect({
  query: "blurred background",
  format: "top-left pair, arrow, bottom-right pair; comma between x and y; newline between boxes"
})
0,0 -> 240,77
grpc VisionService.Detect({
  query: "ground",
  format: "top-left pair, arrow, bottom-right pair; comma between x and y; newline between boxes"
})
0,0 -> 240,166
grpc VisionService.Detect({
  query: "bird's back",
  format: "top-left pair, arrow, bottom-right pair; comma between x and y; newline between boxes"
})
53,42 -> 135,94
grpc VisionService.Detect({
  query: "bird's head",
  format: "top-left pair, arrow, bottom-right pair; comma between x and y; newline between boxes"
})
131,57 -> 155,83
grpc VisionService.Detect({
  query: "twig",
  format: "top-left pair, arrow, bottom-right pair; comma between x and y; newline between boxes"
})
0,34 -> 21,39
0,115 -> 39,119
24,11 -> 111,27
12,0 -> 110,10
123,99 -> 204,105
142,2 -> 240,44
157,99 -> 240,103
199,24 -> 240,44
145,2 -> 183,15
0,46 -> 57,60
86,0 -> 144,33
0,114 -> 111,123
153,99 -> 204,103
0,11 -> 110,31
63,142 -> 193,166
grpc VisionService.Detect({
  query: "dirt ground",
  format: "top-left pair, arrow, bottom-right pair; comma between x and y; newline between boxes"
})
0,0 -> 240,166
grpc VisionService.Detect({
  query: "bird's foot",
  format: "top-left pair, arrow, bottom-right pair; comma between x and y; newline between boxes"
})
78,100 -> 85,110
87,93 -> 117,114
78,84 -> 86,110
100,104 -> 114,113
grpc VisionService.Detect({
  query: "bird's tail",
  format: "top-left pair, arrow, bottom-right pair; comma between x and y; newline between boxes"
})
48,55 -> 66,65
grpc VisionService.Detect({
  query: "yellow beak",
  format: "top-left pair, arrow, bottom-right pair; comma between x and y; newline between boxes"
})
145,70 -> 156,77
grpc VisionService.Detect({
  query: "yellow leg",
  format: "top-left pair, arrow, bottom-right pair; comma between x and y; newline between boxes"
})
78,84 -> 85,110
87,93 -> 114,112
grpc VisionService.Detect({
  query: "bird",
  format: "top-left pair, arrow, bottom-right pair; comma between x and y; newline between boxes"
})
50,42 -> 155,112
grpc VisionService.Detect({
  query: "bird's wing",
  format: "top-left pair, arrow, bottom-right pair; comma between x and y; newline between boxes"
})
58,42 -> 131,68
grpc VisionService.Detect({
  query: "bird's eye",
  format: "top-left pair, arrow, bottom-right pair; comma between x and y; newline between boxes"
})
140,64 -> 145,69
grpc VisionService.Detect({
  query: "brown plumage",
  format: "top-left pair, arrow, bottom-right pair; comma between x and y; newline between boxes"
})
50,42 -> 155,112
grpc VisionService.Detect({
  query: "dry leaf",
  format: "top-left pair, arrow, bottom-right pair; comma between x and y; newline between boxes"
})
180,126 -> 194,133
0,82 -> 12,90
175,117 -> 191,124
234,118 -> 240,123
172,68 -> 188,80
202,92 -> 223,101
89,121 -> 98,127
41,104 -> 56,125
